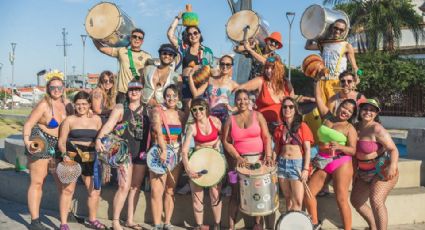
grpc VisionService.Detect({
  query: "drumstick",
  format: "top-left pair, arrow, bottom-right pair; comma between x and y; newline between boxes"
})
166,167 -> 176,185
297,169 -> 313,198
242,25 -> 250,42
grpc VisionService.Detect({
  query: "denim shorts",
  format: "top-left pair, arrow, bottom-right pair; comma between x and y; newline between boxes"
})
277,157 -> 303,180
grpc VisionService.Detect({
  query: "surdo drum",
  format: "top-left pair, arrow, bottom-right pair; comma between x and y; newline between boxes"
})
275,211 -> 314,230
85,2 -> 136,47
300,4 -> 350,40
237,164 -> 279,216
226,10 -> 269,44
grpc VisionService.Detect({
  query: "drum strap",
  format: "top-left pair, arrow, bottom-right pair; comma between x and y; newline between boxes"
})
127,49 -> 140,80
159,108 -> 172,144
334,42 -> 347,78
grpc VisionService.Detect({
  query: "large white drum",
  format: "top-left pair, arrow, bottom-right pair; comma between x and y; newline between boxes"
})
85,2 -> 136,47
237,164 -> 279,216
226,10 -> 269,44
300,4 -> 350,40
275,211 -> 314,230
189,148 -> 227,187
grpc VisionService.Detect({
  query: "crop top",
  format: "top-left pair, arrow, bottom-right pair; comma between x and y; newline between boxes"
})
274,122 -> 314,155
317,125 -> 347,145
230,112 -> 263,155
357,140 -> 382,155
162,124 -> 182,143
68,129 -> 98,142
194,118 -> 218,144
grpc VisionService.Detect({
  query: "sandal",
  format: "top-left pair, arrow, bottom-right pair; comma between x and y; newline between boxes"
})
253,223 -> 263,230
59,224 -> 70,230
87,219 -> 107,229
124,223 -> 143,230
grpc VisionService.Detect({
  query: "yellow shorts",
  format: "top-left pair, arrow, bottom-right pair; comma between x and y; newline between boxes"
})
319,79 -> 340,104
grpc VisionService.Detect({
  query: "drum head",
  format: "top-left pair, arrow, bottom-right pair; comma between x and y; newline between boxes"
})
147,145 -> 178,174
189,148 -> 226,187
237,164 -> 276,177
226,10 -> 260,42
85,2 -> 121,39
276,211 -> 313,230
300,5 -> 326,40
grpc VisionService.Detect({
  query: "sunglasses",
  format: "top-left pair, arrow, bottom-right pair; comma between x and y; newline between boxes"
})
282,105 -> 295,110
165,94 -> 178,99
161,51 -> 175,57
269,40 -> 279,47
191,106 -> 205,113
188,31 -> 199,37
131,35 -> 144,40
49,85 -> 64,91
362,106 -> 377,112
128,88 -> 142,92
340,79 -> 353,84
103,79 -> 113,84
333,26 -> 345,33
266,56 -> 276,63
219,62 -> 232,68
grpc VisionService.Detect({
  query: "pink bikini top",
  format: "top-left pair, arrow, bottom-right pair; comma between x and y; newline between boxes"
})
357,140 -> 382,155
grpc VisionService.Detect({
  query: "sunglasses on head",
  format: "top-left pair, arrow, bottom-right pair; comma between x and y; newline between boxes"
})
49,85 -> 64,91
282,105 -> 294,110
219,62 -> 232,68
191,106 -> 205,113
188,31 -> 199,37
131,35 -> 144,40
340,79 -> 353,84
333,26 -> 345,33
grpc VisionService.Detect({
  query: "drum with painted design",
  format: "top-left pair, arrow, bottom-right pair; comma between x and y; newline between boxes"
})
85,2 -> 136,47
189,148 -> 227,187
275,211 -> 313,230
147,144 -> 179,175
237,164 -> 278,216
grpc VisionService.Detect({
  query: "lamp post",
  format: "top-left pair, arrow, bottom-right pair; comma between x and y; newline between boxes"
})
9,43 -> 17,110
0,63 -> 3,107
285,12 -> 295,81
81,34 -> 87,88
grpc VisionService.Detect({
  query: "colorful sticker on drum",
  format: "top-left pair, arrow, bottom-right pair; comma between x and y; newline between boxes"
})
263,194 -> 271,202
254,179 -> 263,188
263,176 -> 271,185
243,179 -> 250,186
272,174 -> 278,184
274,194 -> 279,205
253,193 -> 261,201
257,203 -> 265,209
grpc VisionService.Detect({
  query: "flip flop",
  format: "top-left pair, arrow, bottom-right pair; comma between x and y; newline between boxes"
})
124,223 -> 143,230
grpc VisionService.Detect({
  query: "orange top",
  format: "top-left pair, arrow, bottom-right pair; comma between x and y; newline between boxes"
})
255,80 -> 291,123
273,122 -> 314,155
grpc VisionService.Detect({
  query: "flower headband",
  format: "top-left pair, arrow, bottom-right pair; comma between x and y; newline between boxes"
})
45,70 -> 64,82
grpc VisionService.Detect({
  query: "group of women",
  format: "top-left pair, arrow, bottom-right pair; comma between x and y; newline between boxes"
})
23,9 -> 399,230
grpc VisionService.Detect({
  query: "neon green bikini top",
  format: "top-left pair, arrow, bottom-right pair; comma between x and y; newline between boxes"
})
317,125 -> 347,145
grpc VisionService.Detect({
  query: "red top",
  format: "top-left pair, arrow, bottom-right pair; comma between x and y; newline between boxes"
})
194,117 -> 219,144
255,80 -> 291,123
273,122 -> 314,155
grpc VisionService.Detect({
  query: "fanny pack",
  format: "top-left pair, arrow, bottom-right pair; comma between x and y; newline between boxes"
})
312,153 -> 343,170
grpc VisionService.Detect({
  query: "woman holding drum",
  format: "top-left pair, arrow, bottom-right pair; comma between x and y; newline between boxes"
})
273,97 -> 313,211
91,70 -> 116,124
304,80 -> 358,230
350,99 -> 399,230
238,56 -> 294,133
181,98 -> 223,230
58,91 -> 105,230
189,54 -> 239,123
222,89 -> 273,230
23,71 -> 72,230
95,81 -> 150,230
149,84 -> 185,230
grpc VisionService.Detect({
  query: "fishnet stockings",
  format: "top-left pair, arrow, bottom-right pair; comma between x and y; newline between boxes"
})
350,173 -> 399,230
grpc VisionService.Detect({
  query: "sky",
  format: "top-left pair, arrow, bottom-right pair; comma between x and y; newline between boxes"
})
0,0 -> 327,86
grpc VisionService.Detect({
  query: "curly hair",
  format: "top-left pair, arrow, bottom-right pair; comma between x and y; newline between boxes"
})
263,57 -> 292,95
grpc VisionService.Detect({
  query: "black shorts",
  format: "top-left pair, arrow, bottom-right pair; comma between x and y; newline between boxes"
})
68,144 -> 95,177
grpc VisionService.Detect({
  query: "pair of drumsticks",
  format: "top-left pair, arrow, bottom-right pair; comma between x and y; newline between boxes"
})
296,169 -> 313,198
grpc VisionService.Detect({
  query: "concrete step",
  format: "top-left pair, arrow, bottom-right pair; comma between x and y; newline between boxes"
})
1,164 -> 425,229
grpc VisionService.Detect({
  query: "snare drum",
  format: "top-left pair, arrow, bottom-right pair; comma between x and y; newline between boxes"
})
237,164 -> 279,216
226,10 -> 268,44
188,148 -> 227,187
147,144 -> 179,175
300,4 -> 350,40
275,211 -> 313,230
85,2 -> 136,47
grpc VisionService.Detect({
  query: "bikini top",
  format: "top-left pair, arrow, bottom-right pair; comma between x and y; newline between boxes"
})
317,125 -> 347,145
162,124 -> 182,143
357,140 -> 382,155
68,129 -> 98,142
47,107 -> 59,129
194,118 -> 219,144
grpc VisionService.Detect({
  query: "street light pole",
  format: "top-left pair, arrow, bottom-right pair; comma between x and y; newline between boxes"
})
285,12 -> 295,81
0,63 -> 4,107
9,43 -> 17,110
81,34 -> 87,88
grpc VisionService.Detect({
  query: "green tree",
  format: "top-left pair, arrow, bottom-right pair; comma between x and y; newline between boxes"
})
324,0 -> 425,52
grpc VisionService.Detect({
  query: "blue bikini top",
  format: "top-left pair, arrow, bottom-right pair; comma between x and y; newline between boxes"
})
47,107 -> 59,129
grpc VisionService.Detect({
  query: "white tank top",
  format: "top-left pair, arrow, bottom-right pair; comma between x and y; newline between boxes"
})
321,41 -> 347,80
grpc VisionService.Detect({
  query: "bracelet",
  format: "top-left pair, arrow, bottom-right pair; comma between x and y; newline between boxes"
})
303,168 -> 308,171
175,16 -> 181,20
265,155 -> 272,159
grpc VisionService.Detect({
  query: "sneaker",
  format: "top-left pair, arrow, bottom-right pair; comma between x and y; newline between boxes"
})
151,224 -> 162,230
163,223 -> 174,230
28,220 -> 49,230
176,183 -> 191,195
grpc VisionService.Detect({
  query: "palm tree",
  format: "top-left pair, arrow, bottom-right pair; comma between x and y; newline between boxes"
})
324,0 -> 425,52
